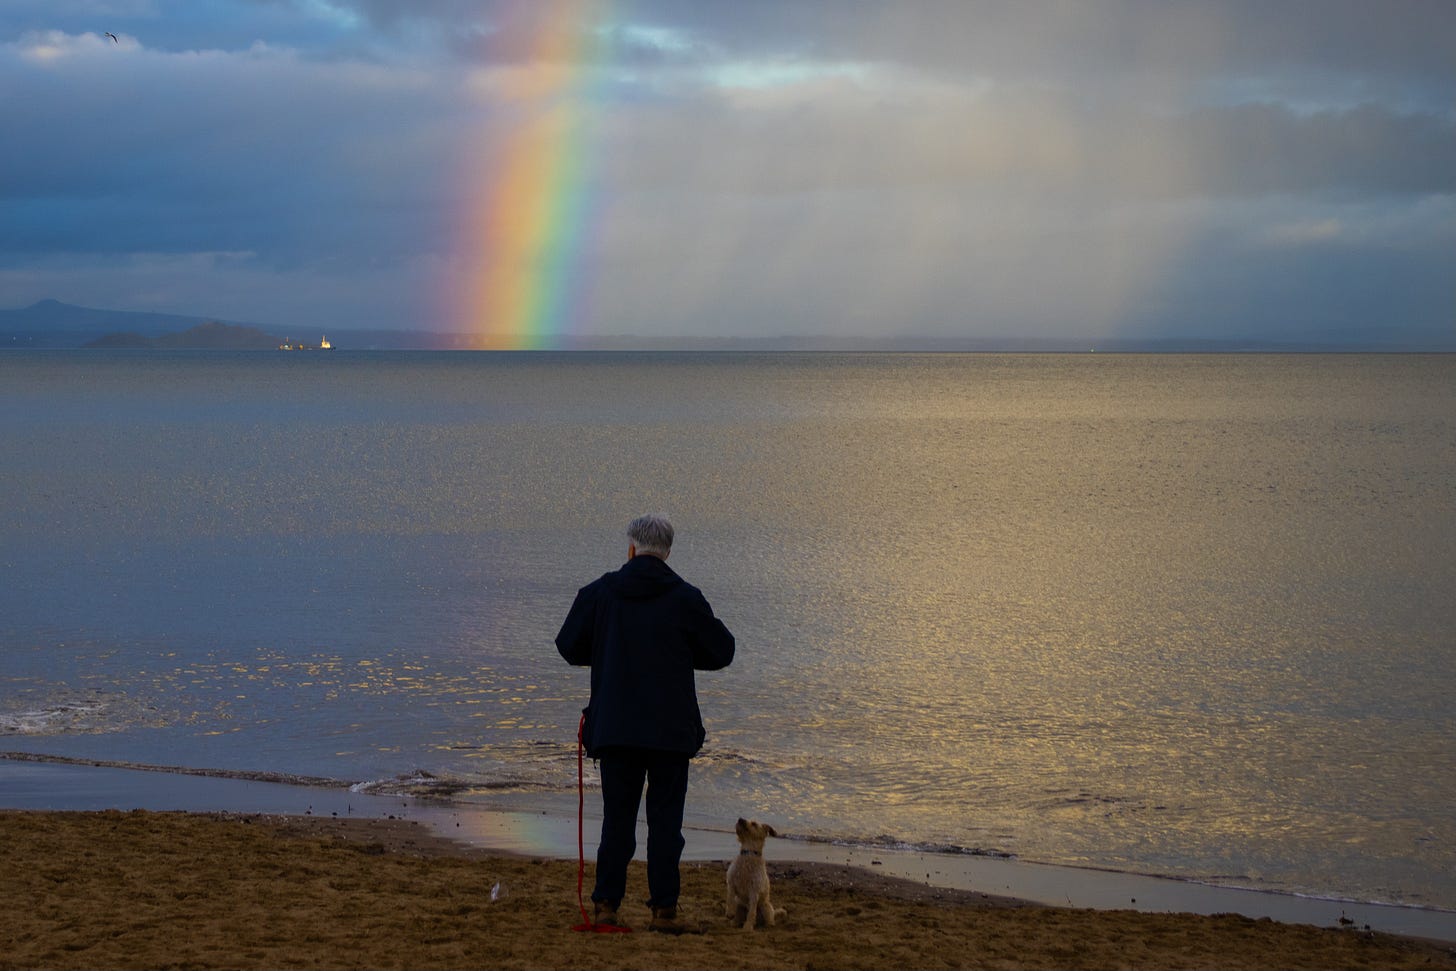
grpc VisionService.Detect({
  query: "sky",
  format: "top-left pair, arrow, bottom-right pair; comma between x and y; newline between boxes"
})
2,1 -> 1452,348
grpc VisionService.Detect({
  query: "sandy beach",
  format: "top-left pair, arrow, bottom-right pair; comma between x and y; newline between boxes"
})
3,810 -> 1452,971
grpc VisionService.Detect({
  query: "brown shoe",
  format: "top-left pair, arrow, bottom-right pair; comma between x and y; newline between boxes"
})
593,900 -> 628,929
648,905 -> 703,935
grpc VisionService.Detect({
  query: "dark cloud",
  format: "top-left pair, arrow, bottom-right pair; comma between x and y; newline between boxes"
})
1176,103 -> 1456,198
0,28 -> 469,265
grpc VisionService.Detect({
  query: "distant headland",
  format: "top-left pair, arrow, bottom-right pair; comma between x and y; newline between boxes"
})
3,299 -> 1451,352
86,321 -> 283,350
1,300 -> 286,350
0,300 -> 335,351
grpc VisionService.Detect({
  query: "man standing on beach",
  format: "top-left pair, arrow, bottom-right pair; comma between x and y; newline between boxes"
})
556,514 -> 736,933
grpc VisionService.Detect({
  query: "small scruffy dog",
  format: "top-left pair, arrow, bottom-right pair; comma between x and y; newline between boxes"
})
725,817 -> 786,930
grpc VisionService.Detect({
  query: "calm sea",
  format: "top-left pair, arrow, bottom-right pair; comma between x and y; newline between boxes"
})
2,351 -> 1452,910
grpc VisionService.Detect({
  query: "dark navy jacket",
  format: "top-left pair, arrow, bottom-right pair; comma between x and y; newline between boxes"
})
556,554 -> 735,757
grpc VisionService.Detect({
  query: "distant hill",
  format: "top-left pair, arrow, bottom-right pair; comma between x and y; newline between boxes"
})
85,321 -> 282,349
5,298 -> 1451,352
0,299 -> 282,349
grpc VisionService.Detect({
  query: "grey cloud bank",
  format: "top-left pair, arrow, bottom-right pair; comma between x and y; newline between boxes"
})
1,1 -> 1452,346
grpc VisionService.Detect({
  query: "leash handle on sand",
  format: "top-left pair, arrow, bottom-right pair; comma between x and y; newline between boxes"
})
573,712 -> 631,933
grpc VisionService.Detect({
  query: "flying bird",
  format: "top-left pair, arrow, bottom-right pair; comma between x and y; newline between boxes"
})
105,32 -> 119,44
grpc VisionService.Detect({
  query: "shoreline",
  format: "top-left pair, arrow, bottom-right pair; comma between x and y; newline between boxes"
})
6,809 -> 1456,970
4,753 -> 1455,946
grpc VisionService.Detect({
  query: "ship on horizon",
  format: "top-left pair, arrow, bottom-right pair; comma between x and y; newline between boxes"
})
278,335 -> 333,351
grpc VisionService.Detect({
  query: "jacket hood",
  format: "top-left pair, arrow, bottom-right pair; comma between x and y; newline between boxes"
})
605,554 -> 684,600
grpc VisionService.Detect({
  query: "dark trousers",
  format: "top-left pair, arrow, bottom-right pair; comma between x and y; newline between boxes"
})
592,747 -> 690,909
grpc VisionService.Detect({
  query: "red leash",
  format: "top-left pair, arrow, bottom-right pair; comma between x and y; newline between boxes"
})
573,712 -> 631,933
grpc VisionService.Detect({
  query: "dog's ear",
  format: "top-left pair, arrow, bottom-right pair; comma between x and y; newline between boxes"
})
766,824 -> 780,838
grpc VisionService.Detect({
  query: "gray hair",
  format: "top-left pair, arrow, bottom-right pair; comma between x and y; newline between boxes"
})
627,514 -> 674,557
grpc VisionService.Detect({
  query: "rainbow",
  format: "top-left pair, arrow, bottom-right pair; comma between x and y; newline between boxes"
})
456,1 -> 605,350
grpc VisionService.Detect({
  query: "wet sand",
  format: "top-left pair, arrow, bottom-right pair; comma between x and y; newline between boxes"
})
6,754 -> 1454,943
4,809 -> 1453,970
